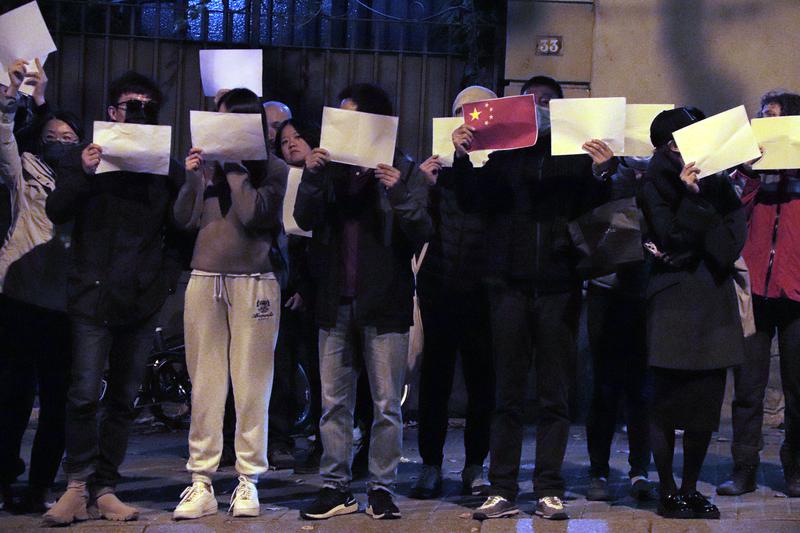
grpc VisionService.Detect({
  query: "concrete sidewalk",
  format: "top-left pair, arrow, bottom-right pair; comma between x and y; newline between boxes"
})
0,419 -> 798,532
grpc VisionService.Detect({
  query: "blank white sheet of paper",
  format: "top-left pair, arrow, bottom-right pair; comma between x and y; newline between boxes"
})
621,104 -> 674,157
751,116 -> 800,171
319,107 -> 398,169
283,166 -> 312,238
199,49 -> 263,97
550,97 -> 627,156
432,117 -> 493,167
673,106 -> 761,179
0,2 -> 57,69
190,111 -> 268,161
94,121 -> 172,176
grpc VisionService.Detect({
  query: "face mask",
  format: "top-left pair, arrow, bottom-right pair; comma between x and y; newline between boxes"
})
120,99 -> 160,125
124,108 -> 159,125
536,104 -> 551,135
40,141 -> 76,168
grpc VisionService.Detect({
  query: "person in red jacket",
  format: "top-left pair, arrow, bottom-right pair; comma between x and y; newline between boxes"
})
718,90 -> 800,498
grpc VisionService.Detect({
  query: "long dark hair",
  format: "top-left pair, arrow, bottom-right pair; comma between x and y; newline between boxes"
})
215,88 -> 270,187
274,118 -> 320,159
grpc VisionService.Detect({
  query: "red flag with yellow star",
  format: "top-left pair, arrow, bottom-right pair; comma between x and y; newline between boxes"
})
464,94 -> 538,151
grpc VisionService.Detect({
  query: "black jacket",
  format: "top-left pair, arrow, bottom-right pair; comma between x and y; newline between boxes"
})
417,167 -> 486,294
452,136 -> 606,293
293,154 -> 432,329
640,150 -> 746,370
46,147 -> 185,326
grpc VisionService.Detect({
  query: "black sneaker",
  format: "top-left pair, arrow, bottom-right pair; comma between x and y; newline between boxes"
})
587,476 -> 610,501
472,495 -> 520,520
268,446 -> 295,470
656,492 -> 694,519
629,476 -> 657,501
366,489 -> 400,520
409,465 -> 442,499
300,487 -> 358,520
294,444 -> 322,475
684,490 -> 720,519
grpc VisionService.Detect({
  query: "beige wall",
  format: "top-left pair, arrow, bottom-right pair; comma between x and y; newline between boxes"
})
507,0 -> 800,116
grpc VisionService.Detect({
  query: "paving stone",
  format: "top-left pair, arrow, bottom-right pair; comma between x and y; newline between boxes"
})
2,423 -> 799,531
651,519 -> 800,533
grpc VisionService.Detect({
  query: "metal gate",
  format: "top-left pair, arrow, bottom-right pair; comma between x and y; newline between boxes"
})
35,0 -> 501,162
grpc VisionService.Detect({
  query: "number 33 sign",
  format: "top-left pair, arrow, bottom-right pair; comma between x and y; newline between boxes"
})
536,36 -> 563,56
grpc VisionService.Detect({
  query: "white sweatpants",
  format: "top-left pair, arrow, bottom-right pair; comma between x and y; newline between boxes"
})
184,270 -> 281,481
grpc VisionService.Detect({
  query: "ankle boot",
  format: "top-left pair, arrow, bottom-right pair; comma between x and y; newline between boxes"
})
717,464 -> 757,496
41,480 -> 89,527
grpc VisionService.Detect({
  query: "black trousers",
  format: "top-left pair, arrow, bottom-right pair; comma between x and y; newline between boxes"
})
585,285 -> 651,479
0,296 -> 71,489
62,313 -> 157,490
268,307 -> 321,450
417,286 -> 494,468
486,283 -> 580,500
732,296 -> 800,467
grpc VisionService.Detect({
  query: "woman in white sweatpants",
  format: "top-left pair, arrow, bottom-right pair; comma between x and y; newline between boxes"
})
170,88 -> 289,520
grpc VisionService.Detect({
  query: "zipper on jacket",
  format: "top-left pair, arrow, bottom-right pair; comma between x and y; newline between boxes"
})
763,203 -> 781,296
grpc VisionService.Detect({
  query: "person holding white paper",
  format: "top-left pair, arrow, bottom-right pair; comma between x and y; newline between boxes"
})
583,152 -> 656,504
451,75 -> 611,522
719,90 -> 800,498
640,107 -> 746,519
43,71 -> 186,527
263,101 -> 292,143
296,83 -> 431,521
170,88 -> 288,521
269,117 -> 324,474
0,58 -> 81,515
411,85 -> 495,501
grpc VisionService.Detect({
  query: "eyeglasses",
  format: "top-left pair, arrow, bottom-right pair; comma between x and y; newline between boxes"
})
113,99 -> 160,115
42,134 -> 79,144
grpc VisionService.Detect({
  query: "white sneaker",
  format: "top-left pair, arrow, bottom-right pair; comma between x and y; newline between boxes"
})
173,482 -> 217,520
229,475 -> 260,517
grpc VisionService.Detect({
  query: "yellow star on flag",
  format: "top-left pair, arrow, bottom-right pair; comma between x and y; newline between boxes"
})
469,108 -> 482,121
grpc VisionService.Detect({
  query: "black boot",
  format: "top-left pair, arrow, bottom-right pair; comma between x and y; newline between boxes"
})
717,464 -> 757,496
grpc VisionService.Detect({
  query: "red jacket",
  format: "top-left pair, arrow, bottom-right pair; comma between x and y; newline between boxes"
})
737,169 -> 800,302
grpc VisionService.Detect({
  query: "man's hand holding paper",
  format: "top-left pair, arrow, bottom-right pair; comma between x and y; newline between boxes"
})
433,117 -> 492,167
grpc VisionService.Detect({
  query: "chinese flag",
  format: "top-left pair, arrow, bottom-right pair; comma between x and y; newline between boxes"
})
465,94 -> 538,151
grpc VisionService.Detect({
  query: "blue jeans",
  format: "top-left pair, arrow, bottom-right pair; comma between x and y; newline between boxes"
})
62,313 -> 158,491
318,303 -> 407,492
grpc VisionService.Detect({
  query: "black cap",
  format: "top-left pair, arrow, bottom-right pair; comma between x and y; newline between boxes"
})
650,107 -> 706,148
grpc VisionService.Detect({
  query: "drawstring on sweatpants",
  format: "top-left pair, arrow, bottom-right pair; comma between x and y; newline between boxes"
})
213,275 -> 222,302
211,275 -> 231,305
